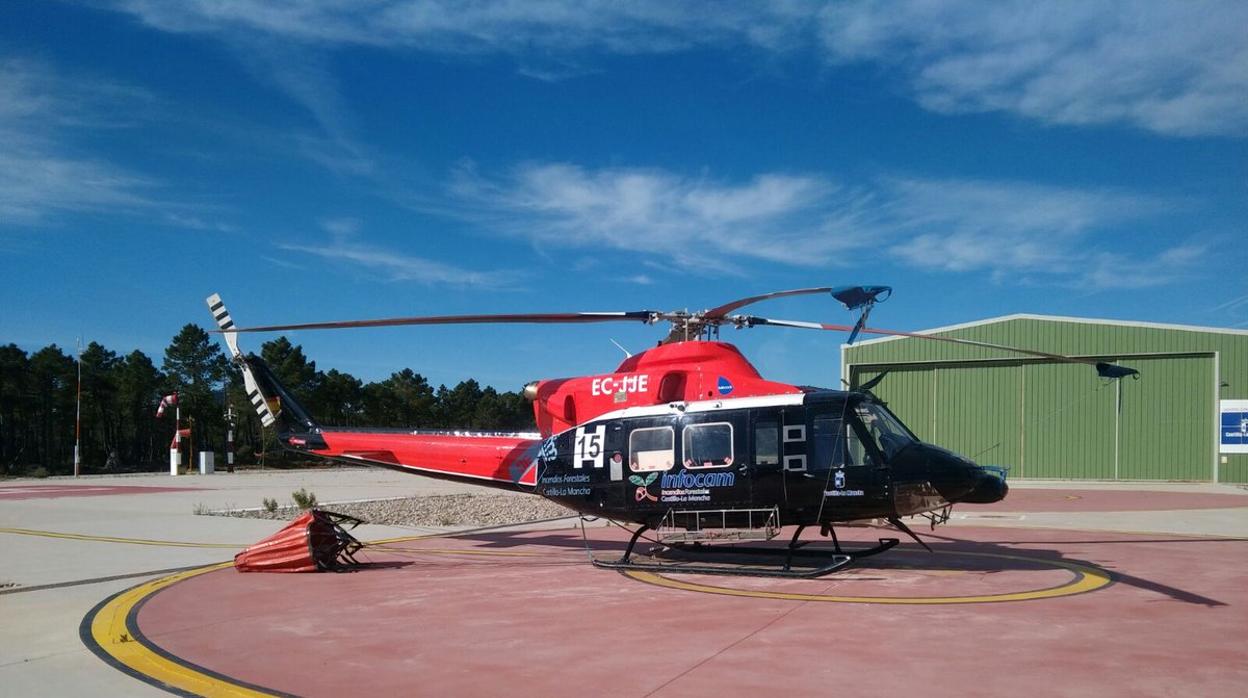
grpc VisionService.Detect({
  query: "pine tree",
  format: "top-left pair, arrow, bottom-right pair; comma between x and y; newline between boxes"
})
28,345 -> 76,472
115,350 -> 165,466
261,337 -> 321,402
80,342 -> 121,466
0,344 -> 31,473
163,324 -> 229,454
316,369 -> 363,426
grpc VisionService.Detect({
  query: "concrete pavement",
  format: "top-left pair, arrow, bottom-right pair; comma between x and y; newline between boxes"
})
2,467 -> 1246,696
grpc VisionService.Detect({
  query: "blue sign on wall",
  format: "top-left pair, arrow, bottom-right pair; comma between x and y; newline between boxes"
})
1221,400 -> 1248,454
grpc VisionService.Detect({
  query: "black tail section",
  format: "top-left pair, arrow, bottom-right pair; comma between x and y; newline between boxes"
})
242,354 -> 320,435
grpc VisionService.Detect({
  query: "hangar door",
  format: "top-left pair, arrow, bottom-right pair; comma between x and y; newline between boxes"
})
1116,355 -> 1213,480
851,354 -> 1214,481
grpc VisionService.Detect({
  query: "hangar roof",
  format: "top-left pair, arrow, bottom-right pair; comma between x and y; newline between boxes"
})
849,313 -> 1248,348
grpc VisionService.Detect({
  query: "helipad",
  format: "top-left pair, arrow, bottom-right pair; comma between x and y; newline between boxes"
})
3,471 -> 1247,697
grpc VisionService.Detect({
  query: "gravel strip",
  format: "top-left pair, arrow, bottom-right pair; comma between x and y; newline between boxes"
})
203,493 -> 576,527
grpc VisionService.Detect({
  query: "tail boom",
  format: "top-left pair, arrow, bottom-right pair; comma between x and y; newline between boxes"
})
284,429 -> 543,489
206,292 -> 542,490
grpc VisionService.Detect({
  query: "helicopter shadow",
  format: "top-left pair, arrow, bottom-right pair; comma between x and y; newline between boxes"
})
440,526 -> 1228,607
350,559 -> 419,571
902,527 -> 1230,607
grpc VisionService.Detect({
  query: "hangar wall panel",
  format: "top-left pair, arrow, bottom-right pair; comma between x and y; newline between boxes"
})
858,367 -> 934,441
1021,363 -> 1116,479
844,315 -> 1247,482
934,364 -> 1022,471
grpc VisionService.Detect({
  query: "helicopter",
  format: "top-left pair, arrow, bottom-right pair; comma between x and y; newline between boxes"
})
206,286 -> 1137,578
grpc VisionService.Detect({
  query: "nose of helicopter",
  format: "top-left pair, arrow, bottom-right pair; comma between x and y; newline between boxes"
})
961,467 -> 1008,504
923,445 -> 1008,504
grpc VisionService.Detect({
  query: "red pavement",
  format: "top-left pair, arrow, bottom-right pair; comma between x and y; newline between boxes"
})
136,524 -> 1248,697
981,488 -> 1248,512
0,484 -> 200,500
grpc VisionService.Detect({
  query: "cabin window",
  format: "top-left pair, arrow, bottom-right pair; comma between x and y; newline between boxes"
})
810,416 -> 865,471
682,422 -> 734,469
754,421 -> 779,466
605,422 -> 624,451
629,426 -> 674,472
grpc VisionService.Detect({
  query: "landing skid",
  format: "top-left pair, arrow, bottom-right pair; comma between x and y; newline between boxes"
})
587,523 -> 900,579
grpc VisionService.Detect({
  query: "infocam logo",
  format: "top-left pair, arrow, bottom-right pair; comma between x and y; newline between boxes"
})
661,471 -> 736,489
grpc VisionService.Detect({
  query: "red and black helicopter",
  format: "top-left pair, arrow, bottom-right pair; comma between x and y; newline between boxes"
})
207,287 -> 1136,577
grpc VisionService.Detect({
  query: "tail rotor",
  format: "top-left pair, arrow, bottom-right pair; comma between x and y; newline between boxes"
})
206,293 -> 278,428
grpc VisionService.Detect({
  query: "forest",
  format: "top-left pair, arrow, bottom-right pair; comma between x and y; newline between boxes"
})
0,325 -> 536,476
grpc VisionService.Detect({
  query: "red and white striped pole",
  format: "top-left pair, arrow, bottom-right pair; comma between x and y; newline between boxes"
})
170,396 -> 181,475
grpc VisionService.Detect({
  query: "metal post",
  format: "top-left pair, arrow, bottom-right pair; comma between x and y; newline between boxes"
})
225,406 -> 235,472
74,338 -> 82,477
1114,376 -> 1122,480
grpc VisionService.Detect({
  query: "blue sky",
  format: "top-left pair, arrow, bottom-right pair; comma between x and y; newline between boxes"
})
2,1 -> 1246,390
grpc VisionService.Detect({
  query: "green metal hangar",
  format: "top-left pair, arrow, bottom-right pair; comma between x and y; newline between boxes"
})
841,315 -> 1248,483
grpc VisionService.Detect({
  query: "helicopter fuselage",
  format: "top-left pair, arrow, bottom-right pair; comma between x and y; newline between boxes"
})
535,389 -> 1007,528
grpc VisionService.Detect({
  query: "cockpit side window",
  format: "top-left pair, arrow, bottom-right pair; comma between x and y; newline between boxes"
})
853,403 -> 916,459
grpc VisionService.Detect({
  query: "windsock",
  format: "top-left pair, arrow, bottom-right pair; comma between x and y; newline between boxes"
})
156,393 -> 178,418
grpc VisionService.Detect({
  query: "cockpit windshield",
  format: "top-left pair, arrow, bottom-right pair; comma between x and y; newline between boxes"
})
854,403 -> 917,459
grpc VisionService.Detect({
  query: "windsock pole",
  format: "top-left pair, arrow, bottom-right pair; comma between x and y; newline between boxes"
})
74,338 -> 82,478
170,398 -> 181,475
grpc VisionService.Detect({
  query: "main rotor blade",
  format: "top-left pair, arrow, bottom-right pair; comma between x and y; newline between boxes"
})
704,285 -> 891,318
226,311 -> 659,333
742,316 -> 1136,373
703,287 -> 838,319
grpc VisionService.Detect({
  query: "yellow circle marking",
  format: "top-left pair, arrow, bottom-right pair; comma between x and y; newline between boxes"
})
0,526 -> 491,549
83,545 -> 564,695
0,526 -> 241,548
623,550 -> 1113,604
86,562 -> 281,697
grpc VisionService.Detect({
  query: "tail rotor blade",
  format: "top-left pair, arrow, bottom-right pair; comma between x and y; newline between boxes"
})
205,293 -> 277,427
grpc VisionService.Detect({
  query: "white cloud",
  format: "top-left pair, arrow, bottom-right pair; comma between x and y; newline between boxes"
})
876,177 -> 1204,289
0,141 -> 155,221
113,1 -> 811,54
1079,244 -> 1208,290
448,162 -> 874,270
444,161 -> 1205,289
880,177 -> 1160,276
319,217 -> 362,237
275,219 -> 516,288
109,1 -> 1248,137
0,59 -> 157,222
0,57 -> 242,230
818,1 -> 1248,137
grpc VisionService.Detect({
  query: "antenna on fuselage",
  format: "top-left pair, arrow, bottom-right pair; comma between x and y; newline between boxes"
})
609,338 -> 633,359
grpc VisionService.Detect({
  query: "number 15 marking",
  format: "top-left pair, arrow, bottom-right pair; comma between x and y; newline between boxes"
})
574,425 -> 605,469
